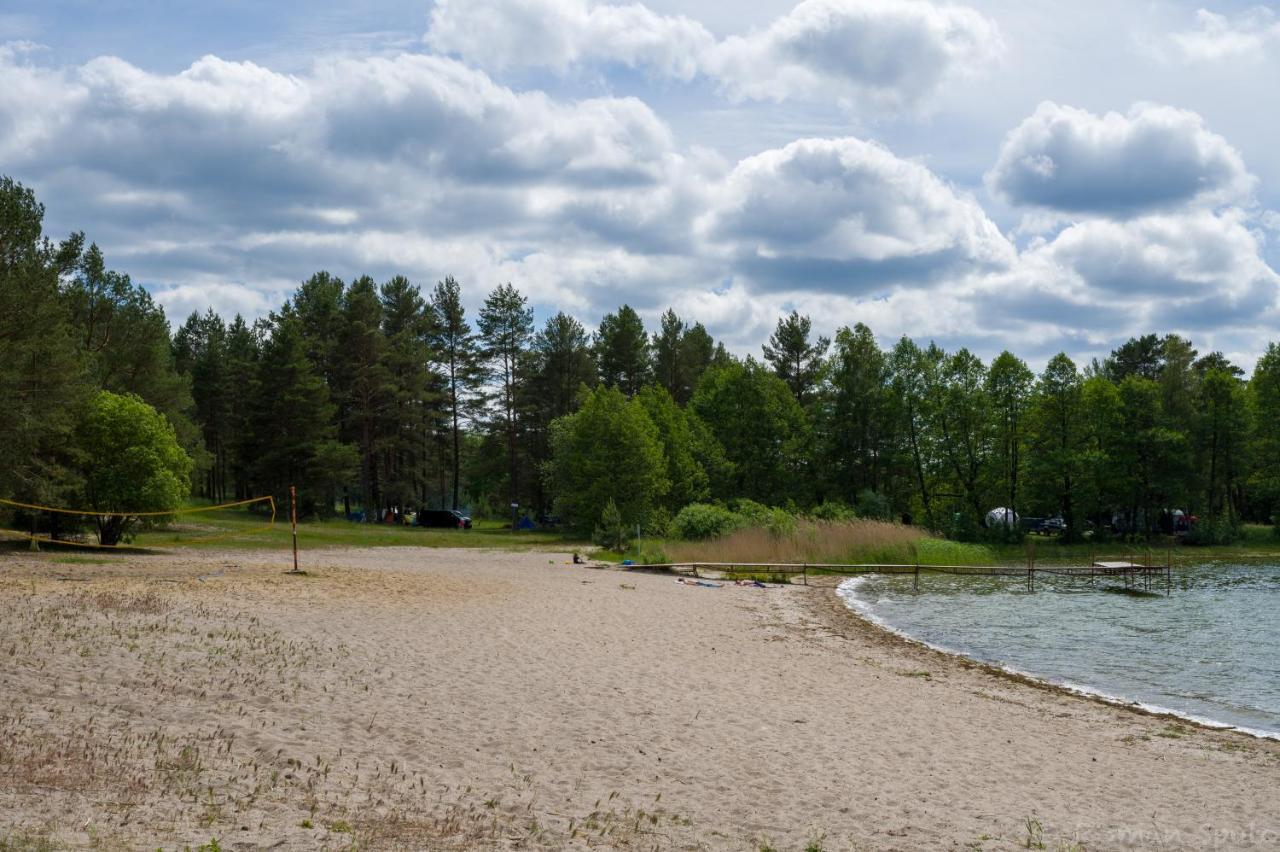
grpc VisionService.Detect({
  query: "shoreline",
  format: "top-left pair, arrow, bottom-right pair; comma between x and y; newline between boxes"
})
825,574 -> 1280,743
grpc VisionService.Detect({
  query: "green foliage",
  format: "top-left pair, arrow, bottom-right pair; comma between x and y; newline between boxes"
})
854,489 -> 892,520
820,323 -> 890,504
0,176 -> 89,508
546,385 -> 668,534
670,503 -> 742,540
75,391 -> 193,545
635,385 -> 711,509
1184,510 -> 1240,546
595,304 -> 651,395
643,505 -> 672,539
430,276 -> 485,511
762,310 -> 829,405
810,501 -> 856,522
592,498 -> 631,551
14,177 -> 1280,551
691,359 -> 808,504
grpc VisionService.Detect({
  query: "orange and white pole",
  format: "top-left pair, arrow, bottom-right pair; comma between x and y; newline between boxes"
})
290,485 -> 299,573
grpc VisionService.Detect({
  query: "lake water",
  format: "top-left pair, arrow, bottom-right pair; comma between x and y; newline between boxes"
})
837,563 -> 1280,739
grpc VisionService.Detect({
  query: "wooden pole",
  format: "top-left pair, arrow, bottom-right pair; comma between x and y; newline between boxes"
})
289,485 -> 300,574
803,563 -> 808,586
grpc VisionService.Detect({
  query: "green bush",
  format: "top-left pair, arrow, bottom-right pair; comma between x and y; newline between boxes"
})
762,507 -> 796,537
633,541 -> 670,565
809,501 -> 856,522
730,498 -> 773,527
670,503 -> 742,540
644,505 -> 672,539
592,498 -> 631,551
1185,511 -> 1240,546
854,489 -> 892,520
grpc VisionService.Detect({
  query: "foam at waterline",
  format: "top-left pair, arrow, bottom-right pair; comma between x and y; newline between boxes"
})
835,576 -> 1280,742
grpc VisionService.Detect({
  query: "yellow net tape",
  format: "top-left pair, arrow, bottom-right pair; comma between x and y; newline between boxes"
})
0,496 -> 276,549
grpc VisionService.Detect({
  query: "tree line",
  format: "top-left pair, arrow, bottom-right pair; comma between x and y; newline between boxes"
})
4,175 -> 1280,543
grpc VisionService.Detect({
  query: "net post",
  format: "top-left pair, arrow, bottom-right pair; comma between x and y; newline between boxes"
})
289,485 -> 300,574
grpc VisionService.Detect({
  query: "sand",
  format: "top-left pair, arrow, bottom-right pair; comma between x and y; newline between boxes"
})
2,546 -> 1278,851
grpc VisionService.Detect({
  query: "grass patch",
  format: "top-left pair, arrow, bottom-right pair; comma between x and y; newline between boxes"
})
914,538 -> 994,566
113,504 -> 587,552
0,832 -> 61,851
1156,723 -> 1190,739
722,572 -> 793,584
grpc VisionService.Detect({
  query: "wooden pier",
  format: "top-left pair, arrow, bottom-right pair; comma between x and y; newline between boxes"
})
650,554 -> 1174,595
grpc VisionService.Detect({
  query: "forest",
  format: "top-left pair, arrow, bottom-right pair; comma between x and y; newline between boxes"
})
4,174 -> 1280,545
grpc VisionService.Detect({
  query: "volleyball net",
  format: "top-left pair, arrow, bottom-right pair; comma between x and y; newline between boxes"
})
0,495 -> 277,549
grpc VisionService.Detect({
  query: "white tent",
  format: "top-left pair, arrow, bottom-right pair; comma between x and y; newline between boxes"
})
986,507 -> 1018,528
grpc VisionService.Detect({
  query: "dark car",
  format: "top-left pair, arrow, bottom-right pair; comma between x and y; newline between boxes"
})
1032,516 -> 1066,535
417,509 -> 472,529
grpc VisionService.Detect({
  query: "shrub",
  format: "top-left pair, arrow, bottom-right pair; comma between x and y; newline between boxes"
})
592,498 -> 631,551
854,489 -> 892,521
633,541 -> 670,565
810,501 -> 856,522
729,499 -> 773,527
1185,510 -> 1240,546
763,507 -> 796,537
643,505 -> 672,539
670,503 -> 742,540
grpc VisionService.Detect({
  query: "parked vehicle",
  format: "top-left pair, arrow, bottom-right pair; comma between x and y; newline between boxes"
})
416,509 -> 472,529
1032,516 -> 1066,535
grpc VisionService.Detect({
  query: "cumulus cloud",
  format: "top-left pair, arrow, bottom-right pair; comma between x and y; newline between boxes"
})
703,0 -> 1001,106
987,102 -> 1254,217
972,210 -> 1280,362
425,0 -> 1001,108
151,282 -> 279,322
1168,7 -> 1280,62
0,46 -> 704,316
425,0 -> 714,79
703,137 -> 1014,292
3,38 -> 1279,368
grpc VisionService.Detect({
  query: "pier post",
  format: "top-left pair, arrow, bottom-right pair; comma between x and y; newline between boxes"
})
913,560 -> 919,594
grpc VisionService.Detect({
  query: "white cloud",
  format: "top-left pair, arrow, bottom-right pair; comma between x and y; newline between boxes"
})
425,0 -> 714,79
151,281 -> 278,321
1168,7 -> 1280,62
704,0 -> 1001,107
424,0 -> 1001,108
969,209 -> 1280,363
704,137 -> 1014,291
4,35 -> 1280,370
988,102 -> 1254,216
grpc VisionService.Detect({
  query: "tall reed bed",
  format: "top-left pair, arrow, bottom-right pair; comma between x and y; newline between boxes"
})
663,518 -> 928,566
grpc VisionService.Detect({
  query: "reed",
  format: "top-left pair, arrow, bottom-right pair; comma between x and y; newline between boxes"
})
664,518 -> 927,566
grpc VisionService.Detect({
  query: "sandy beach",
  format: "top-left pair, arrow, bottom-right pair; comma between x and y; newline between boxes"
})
2,547 -> 1278,850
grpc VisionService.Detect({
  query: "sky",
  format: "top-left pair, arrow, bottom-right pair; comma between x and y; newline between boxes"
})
3,0 -> 1279,369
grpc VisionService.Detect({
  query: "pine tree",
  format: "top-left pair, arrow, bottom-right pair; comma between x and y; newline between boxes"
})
0,176 -> 88,506
380,275 -> 438,513
762,311 -> 829,406
478,282 -> 534,525
429,277 -> 483,510
249,315 -> 355,514
336,276 -> 389,517
595,305 -> 650,395
174,310 -> 232,500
